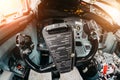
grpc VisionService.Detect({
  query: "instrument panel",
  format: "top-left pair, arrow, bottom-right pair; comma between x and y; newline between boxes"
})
74,21 -> 91,57
37,18 -> 96,60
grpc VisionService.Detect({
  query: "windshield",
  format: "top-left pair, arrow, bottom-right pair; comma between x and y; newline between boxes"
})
0,0 -> 31,25
83,0 -> 120,25
95,0 -> 120,25
0,0 -> 23,17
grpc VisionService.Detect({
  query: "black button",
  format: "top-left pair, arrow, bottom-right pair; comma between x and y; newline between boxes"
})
76,41 -> 82,46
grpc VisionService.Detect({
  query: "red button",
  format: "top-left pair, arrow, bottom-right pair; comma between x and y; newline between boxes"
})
103,64 -> 108,75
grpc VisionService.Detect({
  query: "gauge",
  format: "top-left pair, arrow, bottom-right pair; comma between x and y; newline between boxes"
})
74,21 -> 92,57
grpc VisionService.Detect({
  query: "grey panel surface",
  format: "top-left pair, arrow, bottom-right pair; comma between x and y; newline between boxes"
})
0,71 -> 14,80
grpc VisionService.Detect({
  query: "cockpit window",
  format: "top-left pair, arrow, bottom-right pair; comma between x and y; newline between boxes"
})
0,0 -> 30,25
0,0 -> 22,16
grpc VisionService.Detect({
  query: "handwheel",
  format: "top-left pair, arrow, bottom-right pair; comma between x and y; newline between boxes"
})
16,18 -> 99,74
42,19 -> 99,73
